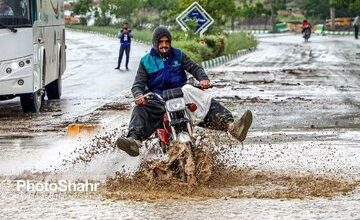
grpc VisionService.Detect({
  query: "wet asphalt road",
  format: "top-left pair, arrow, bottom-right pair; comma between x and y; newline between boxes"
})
0,30 -> 147,133
0,30 -> 148,174
1,31 -> 360,219
211,33 -> 360,132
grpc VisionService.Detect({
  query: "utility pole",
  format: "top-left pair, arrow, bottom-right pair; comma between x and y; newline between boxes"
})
271,0 -> 276,33
330,0 -> 335,31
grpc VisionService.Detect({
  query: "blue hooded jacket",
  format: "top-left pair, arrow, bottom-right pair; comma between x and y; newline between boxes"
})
131,26 -> 209,98
141,47 -> 187,95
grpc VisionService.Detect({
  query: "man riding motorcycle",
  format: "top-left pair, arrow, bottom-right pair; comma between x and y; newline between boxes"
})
115,26 -> 253,157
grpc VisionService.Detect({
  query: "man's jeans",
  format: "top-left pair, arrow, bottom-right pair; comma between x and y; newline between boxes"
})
117,45 -> 130,68
355,25 -> 359,39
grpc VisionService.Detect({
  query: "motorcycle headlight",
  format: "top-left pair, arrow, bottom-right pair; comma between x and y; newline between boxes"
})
178,132 -> 192,143
165,98 -> 186,112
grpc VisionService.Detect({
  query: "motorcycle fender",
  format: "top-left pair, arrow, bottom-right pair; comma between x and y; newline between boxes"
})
157,128 -> 170,144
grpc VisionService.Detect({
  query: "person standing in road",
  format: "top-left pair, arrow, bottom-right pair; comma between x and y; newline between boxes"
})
115,22 -> 133,70
301,19 -> 311,34
353,15 -> 359,39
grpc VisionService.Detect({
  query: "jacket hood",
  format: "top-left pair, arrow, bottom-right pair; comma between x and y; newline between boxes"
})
152,26 -> 172,55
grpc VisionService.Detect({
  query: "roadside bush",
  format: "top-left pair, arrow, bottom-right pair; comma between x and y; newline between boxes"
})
170,32 -> 226,61
224,32 -> 257,55
170,30 -> 190,41
202,35 -> 225,57
79,17 -> 87,26
132,29 -> 153,42
94,16 -> 111,26
173,40 -> 212,63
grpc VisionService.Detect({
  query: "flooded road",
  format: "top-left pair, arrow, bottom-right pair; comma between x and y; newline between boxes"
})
0,30 -> 147,134
1,187 -> 360,219
0,30 -> 146,175
1,32 -> 360,219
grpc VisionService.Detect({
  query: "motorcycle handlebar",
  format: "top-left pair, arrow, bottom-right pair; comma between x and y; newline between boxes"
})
139,85 -> 213,103
143,92 -> 164,102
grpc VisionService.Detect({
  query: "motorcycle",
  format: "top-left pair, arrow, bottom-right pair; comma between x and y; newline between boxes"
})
303,27 -> 311,42
143,86 -> 213,186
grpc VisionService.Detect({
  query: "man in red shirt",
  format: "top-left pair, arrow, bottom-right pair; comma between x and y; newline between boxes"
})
301,20 -> 311,34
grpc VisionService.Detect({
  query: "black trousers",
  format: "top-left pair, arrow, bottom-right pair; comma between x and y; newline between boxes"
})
355,25 -> 359,39
117,45 -> 130,68
127,99 -> 234,141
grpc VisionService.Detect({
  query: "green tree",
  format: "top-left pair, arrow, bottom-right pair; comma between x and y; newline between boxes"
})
72,0 -> 93,16
238,1 -> 269,23
302,0 -> 359,19
301,0 -> 330,19
72,0 -> 93,25
349,0 -> 360,13
95,0 -> 112,26
144,0 -> 178,12
110,0 -> 143,22
176,0 -> 237,27
254,2 -> 270,16
143,0 -> 180,25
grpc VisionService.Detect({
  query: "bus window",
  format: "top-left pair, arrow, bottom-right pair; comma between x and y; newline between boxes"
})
0,0 -> 32,27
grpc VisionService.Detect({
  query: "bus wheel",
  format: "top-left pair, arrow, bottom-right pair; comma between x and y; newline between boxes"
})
45,77 -> 62,99
20,90 -> 42,112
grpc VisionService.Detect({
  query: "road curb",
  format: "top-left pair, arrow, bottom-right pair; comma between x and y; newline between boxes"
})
322,31 -> 353,36
228,28 -> 354,37
225,29 -> 270,35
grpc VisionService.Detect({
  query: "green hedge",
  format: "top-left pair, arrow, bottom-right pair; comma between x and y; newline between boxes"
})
173,40 -> 213,63
203,35 -> 226,57
66,25 -> 257,63
224,32 -> 257,55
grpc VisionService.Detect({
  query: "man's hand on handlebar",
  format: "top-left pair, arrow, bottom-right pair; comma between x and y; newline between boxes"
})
200,79 -> 211,89
135,95 -> 146,105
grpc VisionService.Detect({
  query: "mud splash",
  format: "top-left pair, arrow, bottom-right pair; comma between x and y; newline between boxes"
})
25,128 -> 358,201
59,127 -> 127,169
102,133 -> 359,201
97,102 -> 131,111
137,142 -> 213,187
103,163 -> 358,201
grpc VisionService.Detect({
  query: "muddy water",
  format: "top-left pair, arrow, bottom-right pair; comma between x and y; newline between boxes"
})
104,163 -> 358,201
1,122 -> 360,218
1,159 -> 360,219
103,131 -> 360,201
1,182 -> 360,219
1,34 -> 360,219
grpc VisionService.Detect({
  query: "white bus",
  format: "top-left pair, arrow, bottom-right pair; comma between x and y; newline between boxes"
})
0,0 -> 66,112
